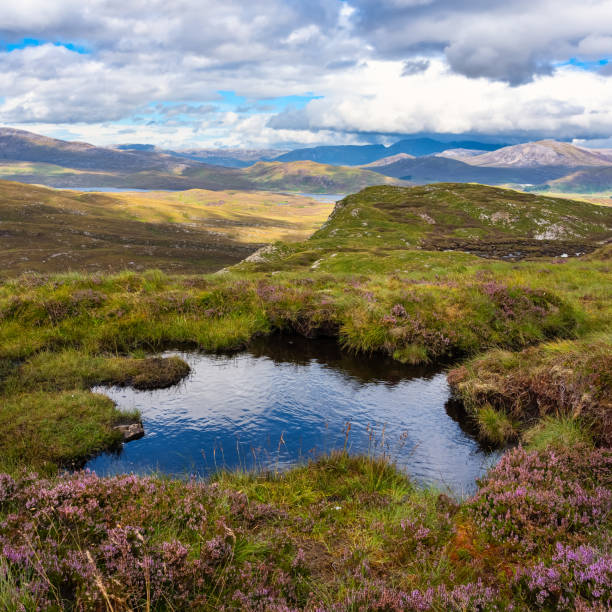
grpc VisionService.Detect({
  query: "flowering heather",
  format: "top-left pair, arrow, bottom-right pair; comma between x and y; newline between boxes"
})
327,579 -> 502,611
517,543 -> 612,609
0,447 -> 611,610
471,446 -> 612,552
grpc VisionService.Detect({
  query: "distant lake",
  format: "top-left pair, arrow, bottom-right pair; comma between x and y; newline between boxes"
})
53,187 -> 345,202
294,193 -> 346,203
87,336 -> 500,497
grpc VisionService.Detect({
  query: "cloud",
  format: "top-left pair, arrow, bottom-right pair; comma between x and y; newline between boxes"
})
0,1 -> 610,147
349,0 -> 612,84
402,59 -> 430,76
269,59 -> 612,139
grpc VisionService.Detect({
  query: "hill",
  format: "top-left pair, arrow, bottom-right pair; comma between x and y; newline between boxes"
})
239,160 -> 400,192
0,128 -> 396,193
0,180 -> 333,276
545,166 -> 612,193
467,140 -> 612,168
247,183 -> 612,266
364,155 -> 570,185
272,138 -> 506,166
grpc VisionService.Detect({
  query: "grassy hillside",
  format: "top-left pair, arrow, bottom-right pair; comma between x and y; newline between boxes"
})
246,183 -> 612,266
0,180 -> 333,276
0,155 -> 400,193
183,159 -> 402,193
545,166 -> 612,193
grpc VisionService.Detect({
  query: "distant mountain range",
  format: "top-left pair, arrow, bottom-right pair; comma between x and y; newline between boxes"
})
272,138 -> 507,166
0,128 -> 401,193
1,127 -> 612,193
366,140 -> 612,191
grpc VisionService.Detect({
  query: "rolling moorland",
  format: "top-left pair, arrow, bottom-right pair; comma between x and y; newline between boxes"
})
0,180 -> 611,609
0,180 -> 334,276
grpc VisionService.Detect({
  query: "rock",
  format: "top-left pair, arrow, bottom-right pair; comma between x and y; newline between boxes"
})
244,244 -> 278,263
114,422 -> 144,442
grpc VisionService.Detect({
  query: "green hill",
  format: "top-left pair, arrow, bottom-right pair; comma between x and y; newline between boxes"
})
246,183 -> 612,270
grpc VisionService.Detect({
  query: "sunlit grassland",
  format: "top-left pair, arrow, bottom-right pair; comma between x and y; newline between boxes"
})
111,188 -> 334,243
536,190 -> 612,207
0,180 -> 333,276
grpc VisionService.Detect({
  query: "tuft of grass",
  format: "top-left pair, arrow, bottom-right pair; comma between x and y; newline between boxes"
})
523,416 -> 593,450
475,405 -> 517,445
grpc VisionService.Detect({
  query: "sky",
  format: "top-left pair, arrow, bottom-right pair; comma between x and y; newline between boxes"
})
0,0 -> 611,150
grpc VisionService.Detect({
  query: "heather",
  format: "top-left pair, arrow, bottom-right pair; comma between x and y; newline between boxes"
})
0,447 -> 610,610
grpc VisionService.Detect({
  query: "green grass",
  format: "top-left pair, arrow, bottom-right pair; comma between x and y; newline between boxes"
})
449,331 -> 612,445
523,416 -> 594,450
475,405 -> 517,445
0,391 -> 137,473
0,182 -> 610,480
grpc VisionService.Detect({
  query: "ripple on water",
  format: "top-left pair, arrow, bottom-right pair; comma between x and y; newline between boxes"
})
87,336 -> 501,496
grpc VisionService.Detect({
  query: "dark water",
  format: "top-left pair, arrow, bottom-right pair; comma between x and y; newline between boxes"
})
87,337 -> 499,495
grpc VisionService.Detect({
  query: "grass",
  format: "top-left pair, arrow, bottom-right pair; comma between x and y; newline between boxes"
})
0,391 -> 138,473
475,405 -> 517,445
449,331 -> 612,445
523,416 -> 594,450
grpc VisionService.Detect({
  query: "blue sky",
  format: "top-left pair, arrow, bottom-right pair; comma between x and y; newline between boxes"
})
0,1 -> 611,149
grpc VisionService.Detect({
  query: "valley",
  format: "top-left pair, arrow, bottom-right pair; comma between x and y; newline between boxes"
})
0,180 -> 333,276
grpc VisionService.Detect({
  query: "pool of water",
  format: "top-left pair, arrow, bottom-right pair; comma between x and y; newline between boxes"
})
87,336 -> 500,495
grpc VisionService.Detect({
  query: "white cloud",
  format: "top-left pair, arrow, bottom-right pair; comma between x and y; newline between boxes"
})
271,59 -> 612,139
0,1 -> 610,146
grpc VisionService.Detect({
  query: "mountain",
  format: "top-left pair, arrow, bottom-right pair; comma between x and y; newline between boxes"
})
0,128 -> 195,172
384,138 -> 505,158
366,155 -> 569,185
187,160 -> 402,193
274,144 -> 387,166
162,147 -> 283,168
466,140 -> 612,168
436,148 -> 489,159
272,138 -> 507,166
362,153 -> 415,167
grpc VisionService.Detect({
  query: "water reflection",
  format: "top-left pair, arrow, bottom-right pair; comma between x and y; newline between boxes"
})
87,335 -> 500,496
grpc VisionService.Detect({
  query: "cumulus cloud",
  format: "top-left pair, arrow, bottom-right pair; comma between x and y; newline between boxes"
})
269,59 -> 612,139
0,1 -> 610,146
349,0 -> 612,84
